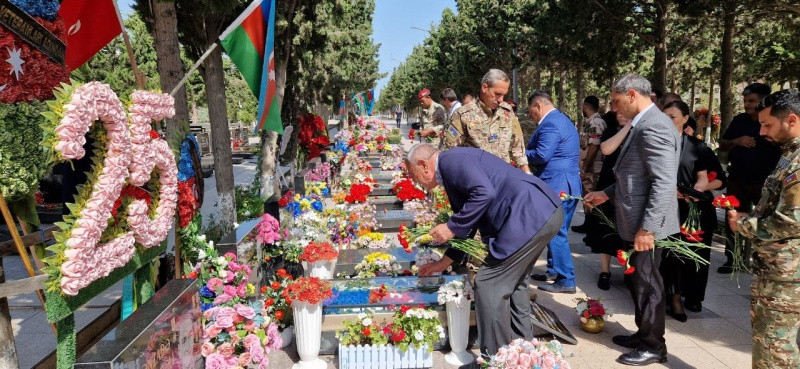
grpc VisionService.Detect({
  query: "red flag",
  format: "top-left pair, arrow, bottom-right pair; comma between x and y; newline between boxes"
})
58,0 -> 122,70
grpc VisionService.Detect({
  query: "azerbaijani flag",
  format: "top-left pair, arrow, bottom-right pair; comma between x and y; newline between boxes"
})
220,0 -> 282,134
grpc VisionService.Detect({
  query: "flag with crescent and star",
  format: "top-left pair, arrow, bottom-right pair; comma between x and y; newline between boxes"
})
220,0 -> 282,134
58,0 -> 122,70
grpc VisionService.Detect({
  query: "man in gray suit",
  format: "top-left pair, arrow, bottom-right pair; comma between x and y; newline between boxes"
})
585,73 -> 680,366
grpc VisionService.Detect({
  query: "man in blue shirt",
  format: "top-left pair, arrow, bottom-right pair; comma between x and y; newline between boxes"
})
526,90 -> 582,293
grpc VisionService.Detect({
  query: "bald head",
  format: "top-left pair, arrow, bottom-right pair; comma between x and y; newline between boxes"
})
404,143 -> 440,190
405,143 -> 438,165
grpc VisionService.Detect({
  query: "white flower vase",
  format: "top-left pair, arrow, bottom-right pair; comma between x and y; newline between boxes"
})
445,297 -> 473,366
292,301 -> 326,369
280,326 -> 295,348
302,260 -> 337,279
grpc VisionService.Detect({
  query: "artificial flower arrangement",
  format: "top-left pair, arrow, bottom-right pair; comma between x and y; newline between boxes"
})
345,183 -> 373,203
298,113 -> 330,160
393,178 -> 426,202
260,268 -> 294,330
283,276 -> 334,306
575,296 -> 610,333
399,223 -> 487,263
476,338 -> 571,369
560,192 -> 710,273
352,232 -> 389,249
298,241 -> 339,263
256,213 -> 285,246
354,252 -> 403,278
304,162 -> 332,182
193,241 -> 255,311
282,193 -> 324,218
336,306 -> 445,352
437,280 -> 473,307
200,302 -> 283,369
41,83 -> 177,295
304,181 -> 330,198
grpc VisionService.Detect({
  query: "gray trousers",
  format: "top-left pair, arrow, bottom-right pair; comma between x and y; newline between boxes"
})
474,206 -> 564,355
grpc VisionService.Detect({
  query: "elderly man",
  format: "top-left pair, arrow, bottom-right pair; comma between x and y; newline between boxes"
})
418,88 -> 446,142
729,90 -> 800,369
585,73 -> 680,366
410,144 -> 562,355
441,69 -> 530,173
526,90 -> 581,293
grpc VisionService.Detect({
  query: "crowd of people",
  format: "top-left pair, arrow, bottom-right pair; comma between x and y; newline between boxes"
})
408,68 -> 800,368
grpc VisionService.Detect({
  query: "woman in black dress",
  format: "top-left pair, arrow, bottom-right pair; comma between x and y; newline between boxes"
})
660,101 -> 726,321
585,111 -> 629,290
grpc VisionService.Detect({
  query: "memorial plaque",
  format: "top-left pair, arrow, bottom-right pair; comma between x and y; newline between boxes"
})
530,302 -> 577,344
75,279 -> 203,368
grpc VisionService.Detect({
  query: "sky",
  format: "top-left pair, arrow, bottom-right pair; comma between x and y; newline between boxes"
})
116,0 -> 456,100
372,0 -> 456,100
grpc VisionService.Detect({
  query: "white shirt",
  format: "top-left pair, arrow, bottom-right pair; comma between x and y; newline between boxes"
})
631,103 -> 656,127
447,101 -> 462,121
538,107 -> 556,125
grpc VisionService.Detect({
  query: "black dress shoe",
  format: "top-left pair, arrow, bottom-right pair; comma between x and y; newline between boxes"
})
685,299 -> 702,312
612,335 -> 642,349
616,348 -> 667,366
531,273 -> 556,282
668,311 -> 687,322
571,224 -> 588,233
597,272 -> 611,290
717,262 -> 733,274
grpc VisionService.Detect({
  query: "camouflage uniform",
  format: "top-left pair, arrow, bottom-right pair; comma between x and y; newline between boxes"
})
420,101 -> 446,146
736,137 -> 800,369
440,100 -> 528,167
579,112 -> 606,192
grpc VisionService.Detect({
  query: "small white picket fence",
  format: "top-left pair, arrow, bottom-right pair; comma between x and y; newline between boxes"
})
338,344 -> 433,369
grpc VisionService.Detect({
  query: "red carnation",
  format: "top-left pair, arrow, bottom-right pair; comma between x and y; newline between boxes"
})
149,130 -> 160,139
624,266 -> 636,275
362,326 -> 371,336
707,171 -> 717,182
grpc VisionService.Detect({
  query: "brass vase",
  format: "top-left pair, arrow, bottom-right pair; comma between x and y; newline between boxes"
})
581,317 -> 605,333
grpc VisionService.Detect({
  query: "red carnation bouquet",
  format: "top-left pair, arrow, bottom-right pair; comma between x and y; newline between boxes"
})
393,178 -> 426,202
680,202 -> 704,242
261,268 -> 293,329
616,249 -> 636,275
283,277 -> 333,306
298,241 -> 339,263
713,194 -> 748,273
298,113 -> 331,160
345,183 -> 373,203
575,296 -> 610,323
408,129 -> 416,140
707,171 -> 718,182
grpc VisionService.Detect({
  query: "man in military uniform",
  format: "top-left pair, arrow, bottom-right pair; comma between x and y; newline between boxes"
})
418,88 -> 446,145
728,89 -> 800,369
440,69 -> 531,173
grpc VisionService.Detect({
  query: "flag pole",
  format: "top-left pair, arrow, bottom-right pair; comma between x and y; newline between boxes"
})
170,0 -> 262,96
113,0 -> 146,89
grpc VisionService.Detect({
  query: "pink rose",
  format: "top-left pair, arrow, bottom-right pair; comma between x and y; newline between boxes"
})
505,351 -> 520,366
243,320 -> 256,332
207,278 -> 223,291
201,341 -> 215,357
259,358 -> 270,369
235,305 -> 256,320
237,284 -> 247,298
238,352 -> 253,366
249,344 -> 265,363
218,342 -> 235,357
224,271 -> 236,283
213,294 -> 233,305
243,334 -> 261,349
205,325 -> 222,338
214,314 -> 234,329
518,353 -> 533,367
266,323 -> 282,349
204,353 -> 227,369
542,354 -> 555,368
224,285 -> 237,298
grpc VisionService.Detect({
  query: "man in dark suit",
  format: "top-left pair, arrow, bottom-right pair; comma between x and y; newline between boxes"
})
585,73 -> 680,366
526,89 -> 582,293
410,144 -> 563,355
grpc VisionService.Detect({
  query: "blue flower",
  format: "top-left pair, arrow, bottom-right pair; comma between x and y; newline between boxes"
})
312,201 -> 323,211
200,303 -> 214,312
322,188 -> 330,197
11,0 -> 59,20
199,286 -> 215,298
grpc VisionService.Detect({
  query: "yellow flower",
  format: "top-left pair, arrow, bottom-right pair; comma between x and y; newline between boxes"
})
368,232 -> 385,241
294,194 -> 301,201
299,198 -> 312,210
417,234 -> 434,244
246,283 -> 255,295
365,252 -> 391,263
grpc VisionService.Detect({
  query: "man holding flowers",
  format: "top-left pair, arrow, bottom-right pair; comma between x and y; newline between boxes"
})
728,90 -> 800,369
405,143 -> 562,355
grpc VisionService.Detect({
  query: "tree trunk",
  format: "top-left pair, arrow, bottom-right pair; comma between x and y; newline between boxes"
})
548,70 -> 556,99
0,259 -> 19,368
575,67 -> 584,130
652,3 -> 669,94
690,78 -> 696,112
708,73 -> 715,114
152,0 -> 190,143
203,37 -> 236,229
557,70 -> 566,110
719,7 -> 736,134
533,68 -> 542,90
